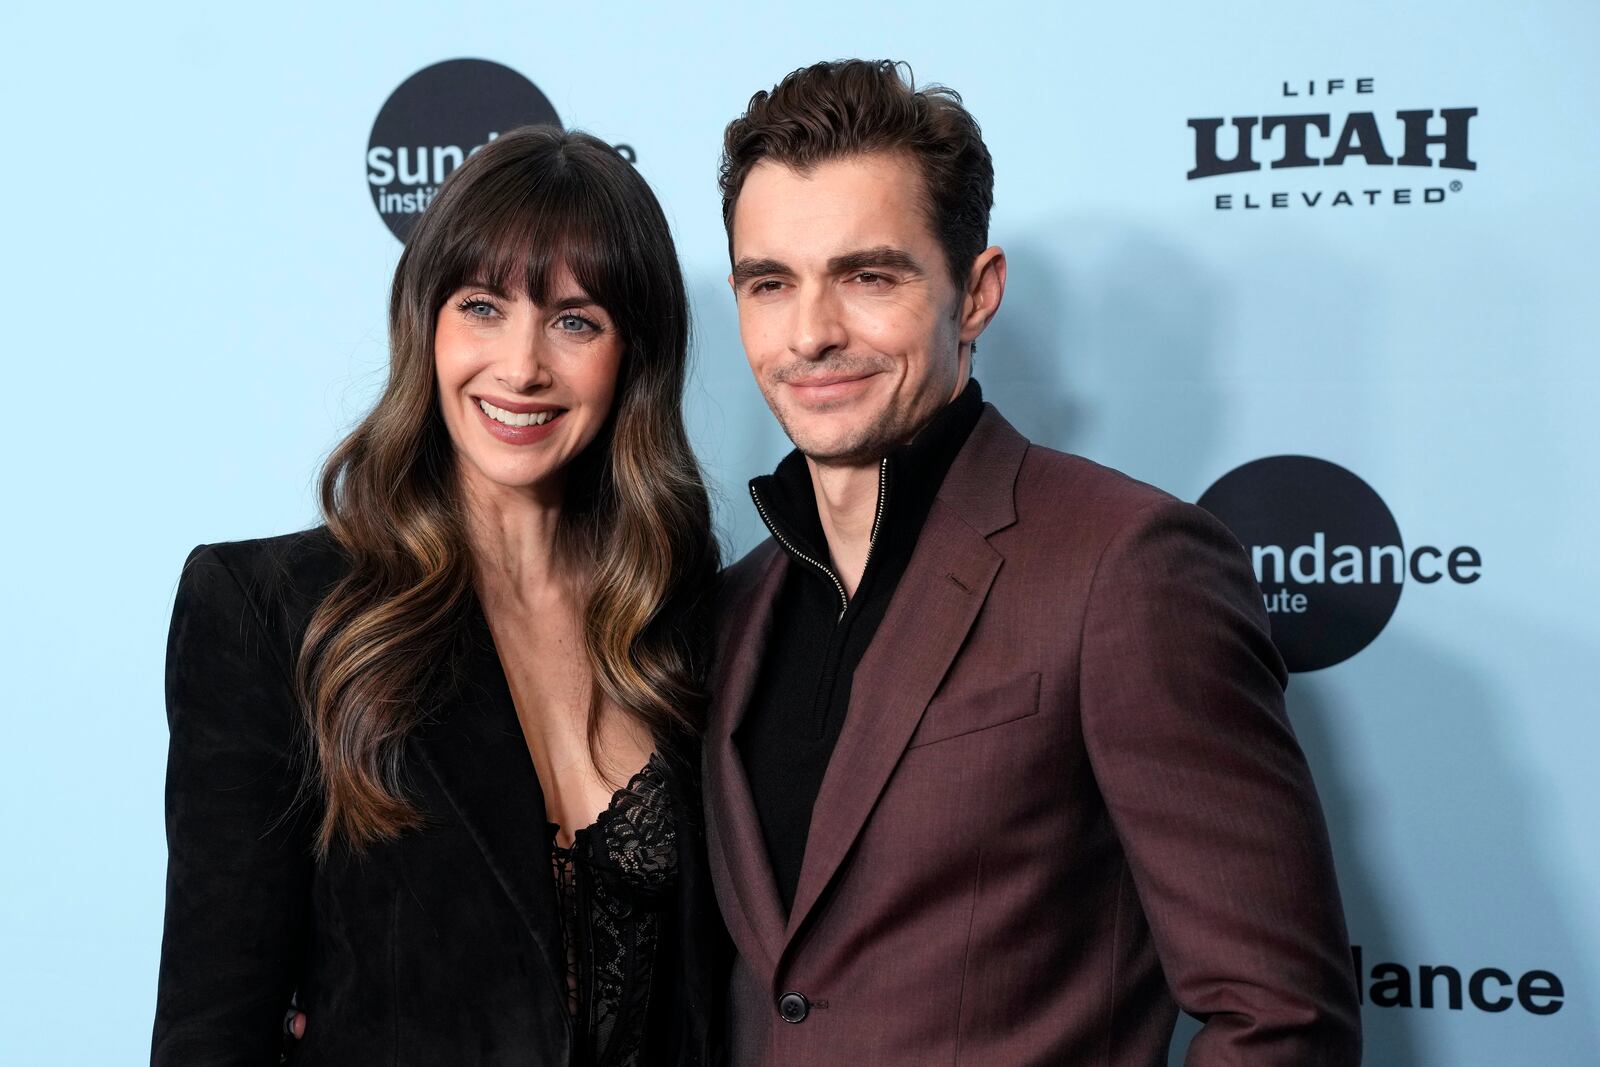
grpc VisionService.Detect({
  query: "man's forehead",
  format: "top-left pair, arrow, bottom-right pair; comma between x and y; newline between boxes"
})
732,153 -> 933,261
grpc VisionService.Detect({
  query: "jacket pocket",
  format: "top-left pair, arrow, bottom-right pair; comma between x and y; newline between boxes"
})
907,672 -> 1041,749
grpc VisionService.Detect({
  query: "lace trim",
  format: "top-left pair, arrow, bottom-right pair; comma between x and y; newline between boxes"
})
552,752 -> 679,1067
592,752 -> 679,892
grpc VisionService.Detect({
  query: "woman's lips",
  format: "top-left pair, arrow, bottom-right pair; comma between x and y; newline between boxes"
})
473,397 -> 567,445
475,394 -> 563,415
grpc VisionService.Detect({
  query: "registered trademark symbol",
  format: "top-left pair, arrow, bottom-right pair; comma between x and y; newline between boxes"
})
1450,181 -> 1463,192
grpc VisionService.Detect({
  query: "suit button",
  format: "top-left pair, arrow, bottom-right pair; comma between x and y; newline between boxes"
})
777,991 -> 809,1023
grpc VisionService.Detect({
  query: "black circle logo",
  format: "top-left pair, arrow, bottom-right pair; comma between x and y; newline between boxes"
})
1198,456 -> 1403,672
367,59 -> 560,241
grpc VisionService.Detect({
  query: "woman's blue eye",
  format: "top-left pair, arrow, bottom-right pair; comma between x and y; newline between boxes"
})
558,315 -> 591,332
455,298 -> 498,318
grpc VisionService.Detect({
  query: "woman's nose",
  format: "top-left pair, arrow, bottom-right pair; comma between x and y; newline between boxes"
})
496,336 -> 554,392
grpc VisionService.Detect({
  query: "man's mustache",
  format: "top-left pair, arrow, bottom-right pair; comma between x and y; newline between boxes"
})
769,356 -> 894,386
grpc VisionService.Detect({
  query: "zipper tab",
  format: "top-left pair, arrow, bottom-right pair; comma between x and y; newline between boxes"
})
750,456 -> 891,624
751,483 -> 850,618
860,457 -> 890,577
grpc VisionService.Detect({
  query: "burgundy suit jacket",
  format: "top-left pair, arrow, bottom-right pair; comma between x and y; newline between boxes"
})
704,405 -> 1361,1066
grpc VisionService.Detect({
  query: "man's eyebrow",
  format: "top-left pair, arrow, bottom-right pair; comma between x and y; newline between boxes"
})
732,257 -> 792,286
828,246 -> 924,275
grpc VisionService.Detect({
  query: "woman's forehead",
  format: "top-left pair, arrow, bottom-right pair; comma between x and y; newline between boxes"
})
445,225 -> 607,303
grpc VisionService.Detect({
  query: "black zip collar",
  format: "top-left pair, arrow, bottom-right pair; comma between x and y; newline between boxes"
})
749,379 -> 985,614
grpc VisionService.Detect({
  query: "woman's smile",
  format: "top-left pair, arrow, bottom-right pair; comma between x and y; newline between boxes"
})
472,396 -> 569,444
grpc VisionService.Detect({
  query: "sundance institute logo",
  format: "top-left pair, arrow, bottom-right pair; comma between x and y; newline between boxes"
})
1186,77 -> 1477,212
1198,457 -> 1481,672
367,59 -> 560,241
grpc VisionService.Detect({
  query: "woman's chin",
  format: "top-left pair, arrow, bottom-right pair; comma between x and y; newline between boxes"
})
457,453 -> 566,497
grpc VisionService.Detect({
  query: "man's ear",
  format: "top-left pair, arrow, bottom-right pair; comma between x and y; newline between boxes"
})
959,246 -> 1006,349
727,272 -> 737,295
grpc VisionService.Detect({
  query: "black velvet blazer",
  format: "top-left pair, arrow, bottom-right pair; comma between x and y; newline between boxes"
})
150,527 -> 728,1066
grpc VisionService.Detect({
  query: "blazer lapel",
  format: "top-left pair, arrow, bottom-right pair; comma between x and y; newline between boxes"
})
781,507 -> 1002,944
409,597 -> 569,1012
782,406 -> 1029,947
704,548 -> 790,977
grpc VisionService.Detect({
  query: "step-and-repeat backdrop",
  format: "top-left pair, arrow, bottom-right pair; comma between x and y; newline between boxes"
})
3,3 -> 1595,1063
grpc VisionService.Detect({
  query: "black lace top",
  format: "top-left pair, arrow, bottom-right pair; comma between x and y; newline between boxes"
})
549,752 -> 679,1067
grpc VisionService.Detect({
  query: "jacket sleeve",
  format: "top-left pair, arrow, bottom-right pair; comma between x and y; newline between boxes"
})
1079,499 -> 1362,1065
151,544 -> 314,1065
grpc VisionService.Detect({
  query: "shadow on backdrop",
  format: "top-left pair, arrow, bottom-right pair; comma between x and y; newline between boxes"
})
1293,629 -> 1597,1066
980,219 -> 1224,496
691,220 -> 1598,1064
684,271 -> 795,560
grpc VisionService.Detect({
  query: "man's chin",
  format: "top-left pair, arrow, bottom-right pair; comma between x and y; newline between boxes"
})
786,424 -> 898,467
768,394 -> 900,464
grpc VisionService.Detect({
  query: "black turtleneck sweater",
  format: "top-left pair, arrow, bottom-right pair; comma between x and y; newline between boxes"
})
735,379 -> 985,911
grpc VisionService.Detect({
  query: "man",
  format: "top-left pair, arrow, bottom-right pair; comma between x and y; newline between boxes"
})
706,59 -> 1362,1065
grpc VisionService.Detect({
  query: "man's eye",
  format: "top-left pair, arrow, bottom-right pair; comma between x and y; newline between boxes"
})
855,271 -> 887,285
751,279 -> 782,294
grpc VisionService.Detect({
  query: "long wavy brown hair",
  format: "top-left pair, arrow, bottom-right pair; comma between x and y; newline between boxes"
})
296,126 -> 719,856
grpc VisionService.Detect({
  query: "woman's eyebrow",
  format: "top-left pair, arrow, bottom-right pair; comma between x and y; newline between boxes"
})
457,279 -> 511,296
547,293 -> 600,310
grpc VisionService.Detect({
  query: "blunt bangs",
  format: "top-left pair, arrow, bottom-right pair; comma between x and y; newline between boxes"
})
409,133 -> 661,349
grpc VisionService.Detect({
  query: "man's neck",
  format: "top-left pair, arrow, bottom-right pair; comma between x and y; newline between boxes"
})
805,456 -> 883,599
794,375 -> 975,599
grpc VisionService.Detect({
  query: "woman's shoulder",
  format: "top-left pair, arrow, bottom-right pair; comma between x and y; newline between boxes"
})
178,525 -> 349,640
188,525 -> 345,584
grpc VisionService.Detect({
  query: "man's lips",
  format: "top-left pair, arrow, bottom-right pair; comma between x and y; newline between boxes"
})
785,372 -> 874,389
784,372 -> 878,403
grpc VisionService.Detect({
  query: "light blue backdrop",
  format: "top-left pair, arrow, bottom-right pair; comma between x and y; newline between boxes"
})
3,2 -> 1595,1063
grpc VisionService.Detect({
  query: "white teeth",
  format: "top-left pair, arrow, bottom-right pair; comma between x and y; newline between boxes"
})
478,399 -> 557,427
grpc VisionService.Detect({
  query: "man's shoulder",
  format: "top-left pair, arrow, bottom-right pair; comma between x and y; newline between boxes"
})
708,540 -> 783,663
1013,442 -> 1187,530
1006,441 -> 1253,588
951,404 -> 1196,543
717,538 -> 783,609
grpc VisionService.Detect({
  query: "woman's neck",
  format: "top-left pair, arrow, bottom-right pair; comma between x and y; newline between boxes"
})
460,466 -> 572,608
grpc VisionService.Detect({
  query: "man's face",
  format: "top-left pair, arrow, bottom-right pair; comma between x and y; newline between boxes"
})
729,152 -> 968,465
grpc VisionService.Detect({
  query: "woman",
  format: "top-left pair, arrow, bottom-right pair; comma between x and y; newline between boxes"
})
151,126 -> 726,1065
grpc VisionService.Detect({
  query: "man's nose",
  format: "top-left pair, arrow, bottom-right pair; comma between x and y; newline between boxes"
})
788,285 -> 848,362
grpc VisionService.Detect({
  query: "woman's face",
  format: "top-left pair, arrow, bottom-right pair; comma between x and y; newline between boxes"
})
434,263 -> 623,501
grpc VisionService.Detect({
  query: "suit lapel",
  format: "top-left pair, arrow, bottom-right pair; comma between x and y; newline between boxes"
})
409,597 -> 570,1012
782,406 -> 1029,948
704,548 -> 790,976
782,505 -> 1002,944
